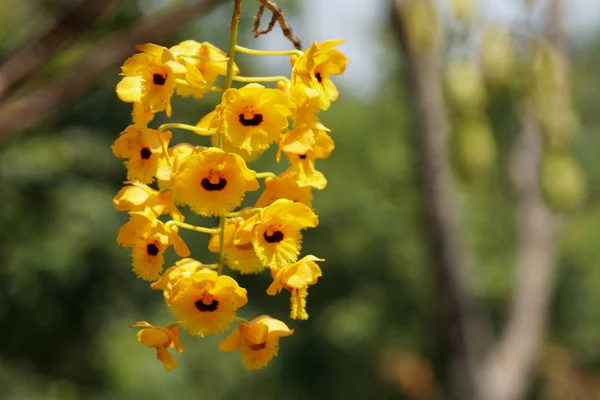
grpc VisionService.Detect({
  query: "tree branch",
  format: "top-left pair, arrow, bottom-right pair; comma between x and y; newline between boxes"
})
391,1 -> 486,399
0,0 -> 224,140
0,0 -> 119,100
480,1 -> 563,399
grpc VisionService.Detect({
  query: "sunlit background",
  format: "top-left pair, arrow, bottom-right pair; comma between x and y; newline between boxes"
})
1,0 -> 600,399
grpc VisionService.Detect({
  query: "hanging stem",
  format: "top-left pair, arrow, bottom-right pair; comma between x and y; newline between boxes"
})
232,75 -> 289,83
225,208 -> 261,218
218,0 -> 243,275
255,172 -> 276,179
158,123 -> 216,136
235,45 -> 302,57
165,220 -> 218,235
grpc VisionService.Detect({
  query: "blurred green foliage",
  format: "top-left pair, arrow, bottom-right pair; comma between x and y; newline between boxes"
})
1,1 -> 600,399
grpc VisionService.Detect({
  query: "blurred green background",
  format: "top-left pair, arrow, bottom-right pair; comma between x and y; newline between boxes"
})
1,0 -> 600,399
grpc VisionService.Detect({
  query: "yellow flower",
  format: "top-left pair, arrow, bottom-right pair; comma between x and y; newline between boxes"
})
132,102 -> 155,127
132,231 -> 170,281
117,211 -> 190,281
208,217 -> 265,275
113,183 -> 183,221
220,83 -> 294,152
199,111 -> 262,162
116,44 -> 185,117
287,83 -> 321,127
111,125 -> 171,184
172,148 -> 259,216
280,125 -> 334,190
291,40 -> 348,110
267,255 -> 323,320
167,269 -> 248,336
219,315 -> 293,370
151,258 -> 205,302
234,199 -> 318,269
170,41 -> 238,98
255,171 -> 313,208
131,321 -> 184,371
156,142 -> 196,195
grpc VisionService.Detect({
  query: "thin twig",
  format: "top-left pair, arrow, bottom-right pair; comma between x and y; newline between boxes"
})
0,0 -> 223,140
0,0 -> 119,101
253,0 -> 301,50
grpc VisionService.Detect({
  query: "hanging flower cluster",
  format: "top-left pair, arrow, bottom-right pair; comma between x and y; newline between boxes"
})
111,7 -> 347,372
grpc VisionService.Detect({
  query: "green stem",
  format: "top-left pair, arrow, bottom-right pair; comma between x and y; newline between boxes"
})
255,172 -> 277,179
165,220 -> 218,235
218,0 -> 242,275
225,208 -> 261,218
158,123 -> 216,136
232,75 -> 289,83
235,45 -> 302,57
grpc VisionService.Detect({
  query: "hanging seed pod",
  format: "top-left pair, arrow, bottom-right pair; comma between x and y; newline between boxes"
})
530,42 -> 578,145
480,26 -> 515,86
402,0 -> 439,53
451,0 -> 475,25
445,58 -> 487,112
450,116 -> 497,183
541,151 -> 586,212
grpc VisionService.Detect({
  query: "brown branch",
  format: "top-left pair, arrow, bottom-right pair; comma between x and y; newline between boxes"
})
480,1 -> 563,399
254,0 -> 301,50
0,0 -> 119,100
391,1 -> 486,399
480,105 -> 558,400
0,0 -> 223,140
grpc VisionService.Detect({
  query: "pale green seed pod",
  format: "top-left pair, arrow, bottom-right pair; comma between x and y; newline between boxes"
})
450,117 -> 497,183
480,26 -> 515,86
403,0 -> 439,53
541,151 -> 586,212
530,42 -> 578,144
446,59 -> 487,111
451,0 -> 476,25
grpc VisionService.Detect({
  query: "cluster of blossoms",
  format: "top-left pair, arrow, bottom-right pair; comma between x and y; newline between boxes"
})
111,34 -> 347,371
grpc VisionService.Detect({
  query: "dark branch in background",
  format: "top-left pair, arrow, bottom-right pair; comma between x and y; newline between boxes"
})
0,0 -> 119,100
480,1 -> 563,399
253,0 -> 301,50
0,0 -> 223,140
391,1 -> 486,399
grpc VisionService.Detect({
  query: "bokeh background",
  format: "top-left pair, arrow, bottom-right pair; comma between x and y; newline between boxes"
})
1,0 -> 600,399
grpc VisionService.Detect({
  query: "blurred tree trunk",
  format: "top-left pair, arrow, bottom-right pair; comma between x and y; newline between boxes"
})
392,0 -> 565,399
391,1 -> 485,399
480,1 -> 563,399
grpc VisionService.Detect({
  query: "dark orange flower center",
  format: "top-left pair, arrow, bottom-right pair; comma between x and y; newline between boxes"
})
140,147 -> 152,160
315,72 -> 322,83
153,73 -> 167,86
249,342 -> 267,351
146,243 -> 159,256
195,299 -> 219,312
264,229 -> 284,243
299,154 -> 307,160
238,113 -> 263,127
201,177 -> 227,191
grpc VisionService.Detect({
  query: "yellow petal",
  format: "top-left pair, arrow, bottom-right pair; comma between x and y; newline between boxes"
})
130,321 -> 153,328
113,185 -> 154,211
218,328 -> 241,352
169,230 -> 191,257
137,327 -> 170,348
116,76 -> 143,103
135,43 -> 165,56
